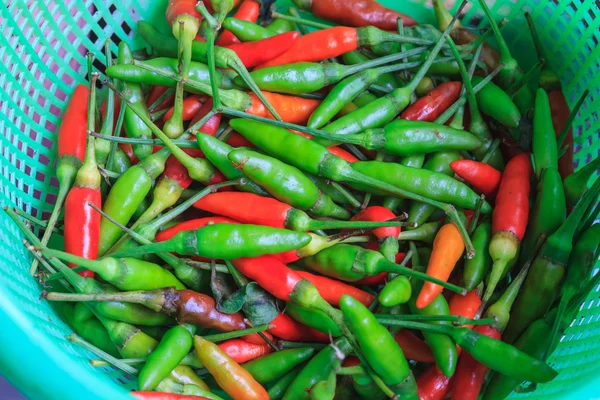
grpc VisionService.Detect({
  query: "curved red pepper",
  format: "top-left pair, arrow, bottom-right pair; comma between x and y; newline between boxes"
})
216,0 -> 260,46
449,290 -> 481,331
450,160 -> 502,200
417,364 -> 454,400
227,132 -> 254,148
163,155 -> 193,190
147,85 -> 175,112
225,32 -> 300,68
351,206 -> 400,239
269,312 -> 330,342
296,270 -> 375,307
163,94 -> 206,121
217,338 -> 272,364
394,329 -> 434,363
232,256 -> 303,302
326,145 -> 359,163
400,82 -> 462,122
57,85 -> 89,161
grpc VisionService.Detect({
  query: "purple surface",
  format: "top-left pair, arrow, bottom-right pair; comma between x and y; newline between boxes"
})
0,375 -> 25,400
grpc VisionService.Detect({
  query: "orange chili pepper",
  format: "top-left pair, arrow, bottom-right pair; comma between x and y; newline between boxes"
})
246,92 -> 321,125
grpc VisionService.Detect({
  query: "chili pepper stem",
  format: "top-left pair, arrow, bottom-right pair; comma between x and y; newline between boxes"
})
330,181 -> 362,208
469,195 -> 486,236
270,11 -> 333,30
105,106 -> 126,174
200,324 -> 274,342
148,87 -> 175,112
163,21 -> 186,139
505,60 -> 544,97
89,132 -> 198,148
68,334 -> 138,375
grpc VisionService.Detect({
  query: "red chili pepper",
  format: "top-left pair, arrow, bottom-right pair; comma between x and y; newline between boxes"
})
233,256 -> 303,301
256,27 -> 360,68
163,155 -> 193,190
225,32 -> 301,68
147,85 -> 175,112
296,270 -> 375,307
166,0 -> 202,80
450,160 -> 501,200
227,132 -> 254,148
417,364 -> 454,400
351,206 -> 400,239
294,0 -> 417,30
448,290 -> 481,330
548,91 -> 574,180
268,312 -> 330,342
217,338 -> 273,364
290,130 -> 358,162
246,92 -> 321,125
216,0 -> 260,46
132,392 -> 210,400
57,85 -> 89,162
394,329 -> 435,363
401,82 -> 462,122
163,94 -> 206,121
186,98 -> 223,158
451,325 -> 501,400
484,153 -> 532,301
119,143 -> 138,165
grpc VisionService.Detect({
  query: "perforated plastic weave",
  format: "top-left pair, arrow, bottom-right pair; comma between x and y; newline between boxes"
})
0,0 -> 598,399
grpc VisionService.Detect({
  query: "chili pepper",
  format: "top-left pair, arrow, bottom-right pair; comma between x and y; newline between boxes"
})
217,339 -> 272,364
549,90 -> 575,179
148,86 -> 175,112
36,85 -> 88,275
351,206 -> 400,253
308,367 -> 336,400
233,256 -> 303,302
267,18 -> 296,34
169,365 -> 210,390
216,0 -> 259,46
394,330 -> 434,363
300,244 -> 466,294
194,336 -> 269,400
341,294 -> 414,389
450,160 -> 501,200
116,42 -> 154,159
400,82 -> 462,122
163,95 -> 205,122
415,77 -> 435,97
417,364 -> 453,400
283,338 -> 352,400
471,75 -> 521,130
484,153 -> 532,301
342,50 -> 402,93
165,0 -> 202,81
408,278 -> 458,377
564,156 -> 600,208
98,316 -> 159,358
532,88 -> 558,177
36,247 -> 185,291
463,221 -> 492,291
62,73 -> 101,278
228,118 -> 475,254
449,290 -> 481,330
193,192 -> 404,232
518,167 -> 566,266
138,324 -> 196,391
222,18 -> 277,41
504,178 -> 600,343
285,302 -> 342,337
396,221 -> 442,244
350,367 -> 387,400
267,366 -> 303,400
378,274 -> 412,307
229,149 -> 351,219
195,135 -> 266,195
244,91 -> 321,125
244,347 -> 315,385
109,222 -> 312,260
98,148 -> 170,254
477,0 -> 534,114
292,0 -> 416,29
352,158 -> 489,212
132,392 -> 210,400
110,148 -> 133,176
225,32 -> 300,68
297,270 -> 375,307
268,312 -> 330,343
155,216 -> 239,250
306,174 -> 360,207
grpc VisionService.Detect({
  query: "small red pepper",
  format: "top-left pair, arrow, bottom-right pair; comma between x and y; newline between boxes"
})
296,270 -> 375,307
401,82 -> 462,122
227,132 -> 254,148
57,85 -> 89,162
548,91 -> 574,180
449,290 -> 481,331
163,94 -> 206,121
268,312 -> 330,342
147,85 -> 174,112
232,256 -> 303,302
351,206 -> 400,239
417,364 -> 454,400
217,338 -> 273,364
216,0 -> 260,46
246,91 -> 321,125
225,32 -> 301,68
394,330 -> 435,363
450,160 -> 502,200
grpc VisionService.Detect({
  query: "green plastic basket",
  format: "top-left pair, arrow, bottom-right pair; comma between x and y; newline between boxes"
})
0,0 -> 598,398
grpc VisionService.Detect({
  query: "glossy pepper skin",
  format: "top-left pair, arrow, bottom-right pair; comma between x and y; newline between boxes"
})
243,347 -> 315,385
463,221 -> 493,291
548,90 -> 575,180
225,32 -> 300,68
417,364 -> 453,400
285,302 -> 342,337
194,336 -> 269,400
450,160 -> 501,200
216,0 -> 260,46
472,75 -> 521,129
268,312 -> 330,343
218,339 -> 272,364
340,295 -> 414,390
532,88 -> 559,177
401,81 -> 462,122
292,0 -> 416,29
394,330 -> 434,363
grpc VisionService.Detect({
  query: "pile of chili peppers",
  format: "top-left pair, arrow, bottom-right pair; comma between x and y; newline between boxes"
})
8,0 -> 599,399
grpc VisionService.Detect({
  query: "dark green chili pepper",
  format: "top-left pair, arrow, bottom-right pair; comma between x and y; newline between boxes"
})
532,88 -> 558,177
382,154 -> 426,211
196,134 -> 268,196
352,369 -> 387,400
223,17 -> 277,41
108,223 -> 313,260
379,274 -> 412,307
283,338 -> 352,400
228,149 -> 351,219
408,278 -> 458,377
463,221 -> 493,291
110,148 -> 132,175
267,18 -> 297,34
268,366 -> 303,400
518,168 -> 566,266
309,367 -> 337,400
564,156 -> 600,208
352,91 -> 378,107
243,347 -> 315,384
286,302 -> 342,337
472,75 -> 521,129
505,178 -> 600,343
397,221 -> 442,244
350,159 -> 490,212
138,324 -> 196,391
117,42 -> 153,160
342,50 -> 401,92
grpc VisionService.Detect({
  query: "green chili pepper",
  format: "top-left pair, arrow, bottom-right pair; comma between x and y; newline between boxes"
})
406,151 -> 461,228
229,149 -> 351,219
379,275 -> 412,307
532,88 -> 558,177
471,75 -> 521,129
243,347 -> 315,385
99,316 -> 159,358
505,178 -> 600,343
109,223 -> 312,260
353,91 -> 378,107
396,221 -> 442,244
196,135 -> 268,196
342,50 -> 401,92
350,159 -> 489,211
564,156 -> 600,208
283,338 -> 352,400
352,368 -> 387,400
267,18 -> 297,34
382,154 -> 426,211
408,278 -> 458,377
223,17 -> 277,41
463,221 -> 493,291
306,174 -> 362,207
138,324 -> 196,391
132,196 -> 152,221
99,148 -> 170,255
309,367 -> 337,400
110,149 -> 132,175
268,366 -> 303,400
286,302 -> 342,337
116,42 -> 153,160
340,295 -> 414,389
518,168 -> 566,266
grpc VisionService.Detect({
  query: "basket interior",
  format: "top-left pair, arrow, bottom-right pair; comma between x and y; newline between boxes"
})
0,0 -> 598,399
